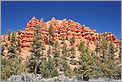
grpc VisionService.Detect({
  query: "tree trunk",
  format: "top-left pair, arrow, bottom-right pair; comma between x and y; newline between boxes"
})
34,65 -> 37,74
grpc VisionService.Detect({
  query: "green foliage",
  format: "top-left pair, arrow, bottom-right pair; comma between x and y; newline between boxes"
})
47,26 -> 55,57
103,42 -> 120,79
78,41 -> 85,52
95,40 -> 101,55
59,59 -> 68,72
28,25 -> 59,78
78,41 -> 96,81
73,67 -> 79,76
95,35 -> 121,79
48,26 -> 54,46
27,25 -> 44,74
1,58 -> 12,80
69,47 -> 75,58
1,26 -> 121,81
1,55 -> 26,80
47,58 -> 58,77
61,33 -> 67,59
65,65 -> 73,78
59,34 -> 69,74
40,60 -> 50,78
62,43 -> 67,59
53,41 -> 61,67
16,30 -> 21,52
1,45 -> 5,56
70,36 -> 75,46
40,58 -> 58,78
1,30 -> 27,80
69,36 -> 76,61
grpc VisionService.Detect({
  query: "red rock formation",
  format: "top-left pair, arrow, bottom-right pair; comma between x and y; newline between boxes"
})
1,17 -> 120,59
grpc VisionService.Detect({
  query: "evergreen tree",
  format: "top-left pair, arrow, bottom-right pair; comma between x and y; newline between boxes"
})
62,43 -> 67,60
47,58 -> 58,78
95,34 -> 109,78
78,41 -> 96,81
96,33 -> 121,80
40,57 -> 58,78
104,42 -> 120,79
1,56 -> 9,80
95,34 -> 101,56
47,26 -> 54,58
65,65 -> 73,78
59,34 -> 69,74
53,41 -> 61,67
16,30 -> 21,52
61,34 -> 67,59
27,25 -> 44,74
7,27 -> 11,41
116,41 -> 121,79
40,25 -> 58,78
69,36 -> 76,65
1,45 -> 5,56
1,32 -> 26,80
7,32 -> 16,59
70,35 -> 75,46
40,60 -> 50,78
48,26 -> 54,46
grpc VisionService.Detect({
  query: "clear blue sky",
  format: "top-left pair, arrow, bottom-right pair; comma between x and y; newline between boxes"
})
1,1 -> 121,39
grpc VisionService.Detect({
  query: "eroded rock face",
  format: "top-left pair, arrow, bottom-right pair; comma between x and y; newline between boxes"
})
1,17 -> 120,59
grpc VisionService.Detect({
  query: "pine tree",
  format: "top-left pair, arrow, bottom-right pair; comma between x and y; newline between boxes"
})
7,32 -> 17,59
1,32 -> 26,80
70,35 -> 75,46
78,41 -> 96,81
62,43 -> 67,60
40,25 -> 58,78
69,36 -> 76,65
95,34 -> 109,78
1,45 -> 5,56
16,30 -> 21,52
47,57 -> 58,78
47,26 -> 54,58
40,57 -> 58,78
95,34 -> 101,56
48,26 -> 60,68
65,65 -> 73,78
53,41 -> 61,67
96,33 -> 121,80
90,51 -> 101,79
48,26 -> 54,46
116,41 -> 121,79
94,34 -> 105,78
7,27 -> 11,41
40,60 -> 50,78
62,34 -> 67,61
59,34 -> 69,74
1,56 -> 9,80
105,42 -> 120,79
27,25 -> 44,74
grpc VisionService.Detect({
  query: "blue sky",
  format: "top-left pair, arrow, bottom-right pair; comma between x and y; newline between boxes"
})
1,1 -> 121,39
